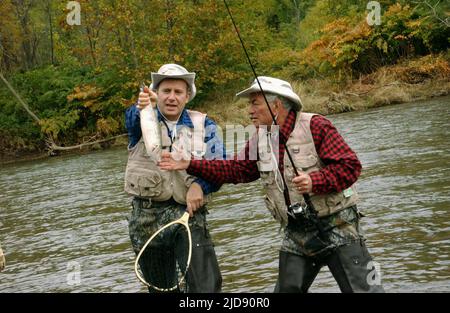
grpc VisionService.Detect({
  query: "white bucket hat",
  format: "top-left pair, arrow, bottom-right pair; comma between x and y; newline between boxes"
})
236,76 -> 302,111
150,64 -> 197,102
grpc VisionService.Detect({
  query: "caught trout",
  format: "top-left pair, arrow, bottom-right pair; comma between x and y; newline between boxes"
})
140,84 -> 162,160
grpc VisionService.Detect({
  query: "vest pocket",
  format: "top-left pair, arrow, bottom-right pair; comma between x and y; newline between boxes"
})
292,152 -> 318,170
325,192 -> 345,209
259,171 -> 275,185
125,171 -> 162,197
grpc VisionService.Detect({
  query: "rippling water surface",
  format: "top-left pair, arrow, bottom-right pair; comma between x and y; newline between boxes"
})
1,96 -> 449,292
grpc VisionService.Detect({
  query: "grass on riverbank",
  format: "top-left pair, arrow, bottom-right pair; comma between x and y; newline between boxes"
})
197,54 -> 450,127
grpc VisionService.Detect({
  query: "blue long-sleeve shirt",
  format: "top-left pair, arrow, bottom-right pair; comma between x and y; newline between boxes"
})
125,105 -> 224,195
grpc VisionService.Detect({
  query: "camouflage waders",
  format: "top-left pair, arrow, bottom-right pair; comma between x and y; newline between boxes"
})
128,197 -> 222,293
275,206 -> 385,293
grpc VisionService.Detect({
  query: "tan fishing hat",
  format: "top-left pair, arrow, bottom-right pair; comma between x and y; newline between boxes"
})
150,64 -> 197,102
236,76 -> 302,111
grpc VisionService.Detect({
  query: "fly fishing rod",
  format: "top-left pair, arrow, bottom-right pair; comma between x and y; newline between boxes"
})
223,0 -> 325,236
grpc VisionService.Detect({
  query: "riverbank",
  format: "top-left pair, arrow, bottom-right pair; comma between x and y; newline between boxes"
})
2,54 -> 449,166
0,135 -> 129,166
197,54 -> 450,126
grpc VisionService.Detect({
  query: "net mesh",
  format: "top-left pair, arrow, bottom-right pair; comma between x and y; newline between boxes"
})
137,222 -> 190,292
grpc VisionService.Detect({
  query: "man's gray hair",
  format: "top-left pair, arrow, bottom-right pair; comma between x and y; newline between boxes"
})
265,93 -> 294,111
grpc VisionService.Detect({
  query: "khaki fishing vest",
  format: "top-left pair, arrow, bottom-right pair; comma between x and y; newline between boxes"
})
124,110 -> 207,205
257,112 -> 359,226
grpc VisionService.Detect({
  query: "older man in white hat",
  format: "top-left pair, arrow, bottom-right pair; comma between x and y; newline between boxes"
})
124,64 -> 223,292
160,76 -> 384,293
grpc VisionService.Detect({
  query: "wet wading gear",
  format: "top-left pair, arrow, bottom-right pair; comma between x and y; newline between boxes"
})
257,112 -> 359,226
124,109 -> 207,204
275,240 -> 385,293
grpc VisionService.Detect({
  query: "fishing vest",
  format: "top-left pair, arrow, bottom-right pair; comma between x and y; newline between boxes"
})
257,112 -> 359,226
124,110 -> 207,205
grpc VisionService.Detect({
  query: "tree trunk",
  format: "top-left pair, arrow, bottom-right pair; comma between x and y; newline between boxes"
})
165,0 -> 175,61
85,26 -> 97,66
12,0 -> 37,70
292,0 -> 300,28
45,0 -> 55,65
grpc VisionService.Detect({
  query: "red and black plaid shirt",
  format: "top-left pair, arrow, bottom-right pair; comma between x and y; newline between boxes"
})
188,111 -> 362,194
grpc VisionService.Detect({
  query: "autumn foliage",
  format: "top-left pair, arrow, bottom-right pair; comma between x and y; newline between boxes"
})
0,0 -> 448,156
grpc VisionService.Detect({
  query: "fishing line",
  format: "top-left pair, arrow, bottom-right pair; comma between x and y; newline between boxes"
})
223,0 -> 326,237
222,0 -> 300,199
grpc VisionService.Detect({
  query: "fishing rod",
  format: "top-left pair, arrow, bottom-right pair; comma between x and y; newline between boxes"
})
223,0 -> 325,235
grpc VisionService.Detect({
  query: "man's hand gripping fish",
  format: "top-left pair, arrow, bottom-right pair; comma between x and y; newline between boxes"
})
140,84 -> 162,161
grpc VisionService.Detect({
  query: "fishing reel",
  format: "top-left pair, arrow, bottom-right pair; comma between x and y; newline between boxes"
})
287,202 -> 312,224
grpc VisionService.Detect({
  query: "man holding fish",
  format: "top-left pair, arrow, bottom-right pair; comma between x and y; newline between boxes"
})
124,64 -> 223,292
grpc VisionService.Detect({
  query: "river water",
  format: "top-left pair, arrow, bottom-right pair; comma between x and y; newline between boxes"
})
0,96 -> 449,292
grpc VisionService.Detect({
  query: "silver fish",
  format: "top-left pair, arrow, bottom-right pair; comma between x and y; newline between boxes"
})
140,84 -> 162,160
